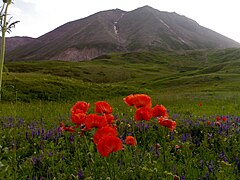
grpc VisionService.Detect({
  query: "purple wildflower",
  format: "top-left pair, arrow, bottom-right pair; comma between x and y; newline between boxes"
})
69,134 -> 74,143
127,132 -> 133,136
18,118 -> 24,126
199,159 -> 204,169
170,131 -> 174,140
150,145 -> 160,159
36,128 -> 41,136
208,133 -> 213,140
31,131 -> 35,138
181,134 -> 187,142
181,175 -> 185,180
207,160 -> 216,176
78,170 -> 84,180
46,129 -> 53,140
218,151 -> 228,162
26,132 -> 29,141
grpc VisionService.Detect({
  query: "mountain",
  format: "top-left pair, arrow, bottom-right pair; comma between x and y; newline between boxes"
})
6,6 -> 240,61
2,36 -> 36,52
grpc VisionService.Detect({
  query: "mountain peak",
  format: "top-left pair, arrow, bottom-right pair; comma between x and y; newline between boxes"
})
6,6 -> 240,61
133,5 -> 157,12
139,5 -> 154,9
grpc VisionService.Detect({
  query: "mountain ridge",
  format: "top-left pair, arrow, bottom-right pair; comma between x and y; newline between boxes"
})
5,6 -> 240,61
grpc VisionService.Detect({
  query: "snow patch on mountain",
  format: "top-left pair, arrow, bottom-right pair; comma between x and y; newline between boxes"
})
113,13 -> 125,36
158,18 -> 186,44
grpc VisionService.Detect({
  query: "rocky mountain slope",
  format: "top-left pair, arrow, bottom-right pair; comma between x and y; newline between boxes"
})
5,6 -> 240,61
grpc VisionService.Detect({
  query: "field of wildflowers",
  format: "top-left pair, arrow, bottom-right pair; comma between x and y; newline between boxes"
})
0,94 -> 239,179
1,3 -> 240,178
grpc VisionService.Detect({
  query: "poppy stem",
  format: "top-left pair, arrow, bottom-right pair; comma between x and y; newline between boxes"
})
104,158 -> 112,178
163,127 -> 167,166
82,134 -> 94,176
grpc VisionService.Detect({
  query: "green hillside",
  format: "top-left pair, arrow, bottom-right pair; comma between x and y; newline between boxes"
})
2,48 -> 240,102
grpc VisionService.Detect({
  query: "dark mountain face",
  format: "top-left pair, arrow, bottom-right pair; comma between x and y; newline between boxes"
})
6,6 -> 240,61
1,36 -> 36,52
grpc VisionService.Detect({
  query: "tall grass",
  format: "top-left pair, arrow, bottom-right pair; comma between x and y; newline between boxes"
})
0,93 -> 239,179
1,49 -> 240,179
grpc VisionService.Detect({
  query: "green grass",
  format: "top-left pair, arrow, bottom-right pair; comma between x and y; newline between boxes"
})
1,48 -> 240,118
3,48 -> 240,103
0,93 -> 239,179
1,48 -> 240,179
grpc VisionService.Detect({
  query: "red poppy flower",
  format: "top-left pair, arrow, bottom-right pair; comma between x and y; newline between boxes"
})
94,101 -> 113,114
59,122 -> 76,133
123,94 -> 135,106
125,136 -> 137,146
104,114 -> 115,124
207,121 -> 211,125
132,94 -> 152,109
199,102 -> 203,106
71,112 -> 87,125
222,116 -> 227,122
71,101 -> 90,114
134,107 -> 152,121
97,136 -> 123,157
151,104 -> 168,118
124,94 -> 152,109
216,116 -> 221,121
84,114 -> 108,130
93,126 -> 118,144
158,117 -> 177,131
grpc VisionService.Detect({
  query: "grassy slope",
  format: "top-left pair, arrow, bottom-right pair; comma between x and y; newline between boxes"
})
2,48 -> 240,111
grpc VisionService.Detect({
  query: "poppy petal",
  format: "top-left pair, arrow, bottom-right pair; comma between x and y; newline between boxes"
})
95,101 -> 113,114
93,126 -> 118,144
85,114 -> 108,130
97,136 -> 123,157
151,104 -> 168,118
71,112 -> 86,125
134,107 -> 152,121
71,101 -> 90,114
125,136 -> 137,146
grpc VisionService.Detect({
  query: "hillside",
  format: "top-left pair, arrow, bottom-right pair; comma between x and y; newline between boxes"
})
1,36 -> 36,52
6,6 -> 240,61
2,48 -> 240,102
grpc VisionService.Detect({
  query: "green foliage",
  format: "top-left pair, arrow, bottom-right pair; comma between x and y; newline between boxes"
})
0,0 -> 19,101
2,48 -> 240,102
1,72 -> 142,102
1,47 -> 240,179
0,97 -> 239,179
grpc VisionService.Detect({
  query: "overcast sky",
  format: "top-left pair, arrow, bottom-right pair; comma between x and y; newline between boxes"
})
6,0 -> 240,43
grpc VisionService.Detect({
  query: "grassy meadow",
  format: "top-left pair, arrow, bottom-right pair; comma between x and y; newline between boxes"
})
0,48 -> 240,179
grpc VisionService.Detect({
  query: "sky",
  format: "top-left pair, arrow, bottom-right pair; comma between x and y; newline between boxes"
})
5,0 -> 240,43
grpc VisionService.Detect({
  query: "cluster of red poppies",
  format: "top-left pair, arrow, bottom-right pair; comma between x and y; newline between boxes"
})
124,94 -> 176,131
60,94 -> 176,157
60,100 -> 137,157
206,116 -> 227,126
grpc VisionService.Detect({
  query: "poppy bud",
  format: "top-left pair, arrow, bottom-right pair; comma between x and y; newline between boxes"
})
214,121 -> 221,126
175,145 -> 181,149
155,143 -> 161,149
174,175 -> 180,180
125,136 -> 137,146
